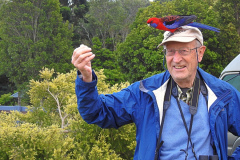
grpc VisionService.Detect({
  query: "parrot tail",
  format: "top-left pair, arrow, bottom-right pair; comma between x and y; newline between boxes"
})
187,22 -> 220,32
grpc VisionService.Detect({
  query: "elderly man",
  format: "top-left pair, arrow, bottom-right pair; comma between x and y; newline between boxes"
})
72,26 -> 240,160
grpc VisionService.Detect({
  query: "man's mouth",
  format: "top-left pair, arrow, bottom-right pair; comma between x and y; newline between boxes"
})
174,66 -> 185,69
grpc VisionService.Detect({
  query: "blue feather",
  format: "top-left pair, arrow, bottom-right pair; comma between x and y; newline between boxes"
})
151,23 -> 158,28
163,18 -> 187,29
187,22 -> 220,32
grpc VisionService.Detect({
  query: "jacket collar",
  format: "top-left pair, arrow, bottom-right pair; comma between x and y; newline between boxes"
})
139,71 -> 170,93
139,68 -> 219,110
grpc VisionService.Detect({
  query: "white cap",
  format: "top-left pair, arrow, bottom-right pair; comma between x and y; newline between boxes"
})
158,26 -> 203,47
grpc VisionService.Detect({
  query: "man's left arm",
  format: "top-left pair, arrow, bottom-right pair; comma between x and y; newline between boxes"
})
228,89 -> 240,136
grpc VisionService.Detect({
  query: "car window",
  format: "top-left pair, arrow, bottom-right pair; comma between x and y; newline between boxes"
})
222,74 -> 240,92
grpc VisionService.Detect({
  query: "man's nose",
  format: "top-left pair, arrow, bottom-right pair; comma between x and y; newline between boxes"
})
172,51 -> 182,62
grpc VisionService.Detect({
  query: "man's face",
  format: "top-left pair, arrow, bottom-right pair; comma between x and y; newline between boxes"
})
165,40 -> 205,88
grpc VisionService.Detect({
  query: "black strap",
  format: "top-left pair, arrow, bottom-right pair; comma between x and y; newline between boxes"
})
199,74 -> 208,105
154,78 -> 172,160
154,73 -> 207,160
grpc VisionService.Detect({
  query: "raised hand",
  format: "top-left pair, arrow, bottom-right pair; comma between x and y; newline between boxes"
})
72,44 -> 95,82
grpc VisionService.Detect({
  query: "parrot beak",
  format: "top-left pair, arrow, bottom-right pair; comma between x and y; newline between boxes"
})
147,23 -> 150,27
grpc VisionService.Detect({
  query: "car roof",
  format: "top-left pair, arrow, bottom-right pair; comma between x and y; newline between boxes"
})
221,54 -> 240,74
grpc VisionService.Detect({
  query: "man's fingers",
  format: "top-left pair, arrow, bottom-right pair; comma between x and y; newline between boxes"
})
75,52 -> 93,63
72,44 -> 93,65
76,54 -> 95,69
73,45 -> 92,58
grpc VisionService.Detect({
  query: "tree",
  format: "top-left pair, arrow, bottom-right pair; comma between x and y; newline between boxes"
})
0,113 -> 75,160
213,0 -> 240,74
77,0 -> 150,49
0,75 -> 15,96
60,6 -> 71,21
59,0 -> 69,6
219,0 -> 240,35
67,0 -> 90,47
26,68 -> 76,129
0,93 -> 14,106
91,37 -> 126,85
5,68 -> 135,159
78,0 -> 125,48
0,0 -> 73,96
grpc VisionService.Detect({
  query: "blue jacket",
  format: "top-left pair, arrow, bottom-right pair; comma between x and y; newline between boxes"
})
75,68 -> 240,160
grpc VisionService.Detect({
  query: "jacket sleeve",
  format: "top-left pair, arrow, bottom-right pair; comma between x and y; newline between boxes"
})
228,88 -> 240,136
75,71 -> 139,129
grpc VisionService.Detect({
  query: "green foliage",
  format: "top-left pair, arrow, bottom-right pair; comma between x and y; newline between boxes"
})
88,133 -> 123,160
0,68 -> 135,159
0,93 -> 14,106
60,6 -> 71,21
213,0 -> 240,75
101,125 -> 136,159
92,37 -> 126,85
0,113 -> 75,160
0,0 -> 74,92
75,0 -> 150,48
26,68 -> 76,129
0,74 -> 15,96
85,0 -> 127,48
69,0 -> 90,47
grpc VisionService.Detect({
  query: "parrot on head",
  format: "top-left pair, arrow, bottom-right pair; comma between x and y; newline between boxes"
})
147,15 -> 220,33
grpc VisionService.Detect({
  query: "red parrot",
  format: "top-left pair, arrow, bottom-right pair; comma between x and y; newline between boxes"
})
147,15 -> 220,32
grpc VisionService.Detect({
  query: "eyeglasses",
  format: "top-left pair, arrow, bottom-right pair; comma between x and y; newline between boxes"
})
163,47 -> 200,56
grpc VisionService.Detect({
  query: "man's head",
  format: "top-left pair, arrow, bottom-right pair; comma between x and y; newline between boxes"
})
159,26 -> 206,88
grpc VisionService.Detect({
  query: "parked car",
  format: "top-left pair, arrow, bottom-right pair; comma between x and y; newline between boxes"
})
219,54 -> 240,156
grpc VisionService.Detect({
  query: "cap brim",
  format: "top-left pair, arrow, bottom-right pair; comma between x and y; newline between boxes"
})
157,37 -> 196,48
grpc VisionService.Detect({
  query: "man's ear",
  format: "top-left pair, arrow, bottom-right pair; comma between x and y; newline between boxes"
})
198,46 -> 206,62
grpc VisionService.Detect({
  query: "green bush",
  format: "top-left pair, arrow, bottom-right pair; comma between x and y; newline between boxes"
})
0,112 -> 75,160
0,93 -> 14,106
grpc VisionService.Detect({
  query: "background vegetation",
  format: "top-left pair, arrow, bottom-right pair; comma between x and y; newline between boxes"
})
0,0 -> 239,159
